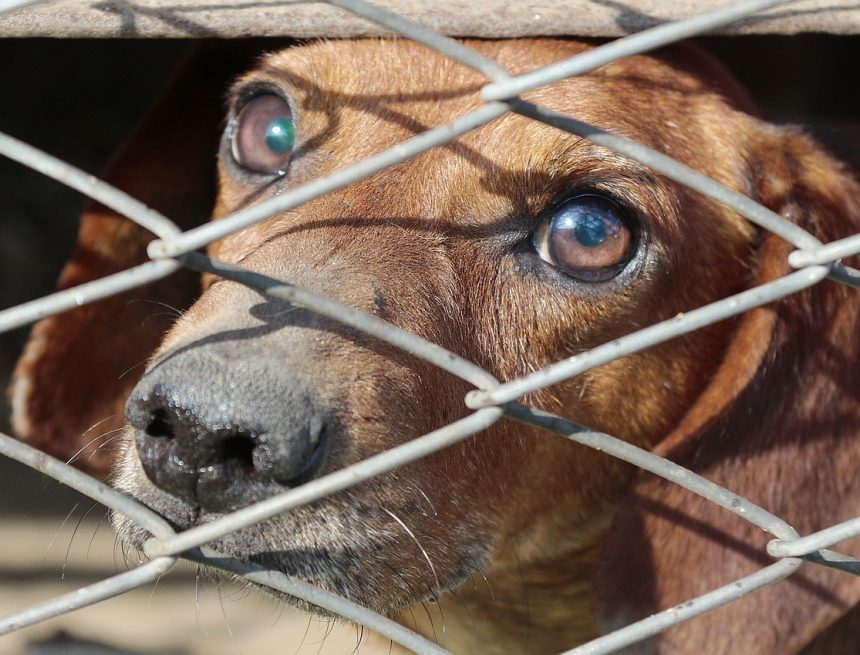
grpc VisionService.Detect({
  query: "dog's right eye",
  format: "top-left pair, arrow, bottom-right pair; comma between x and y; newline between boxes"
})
231,94 -> 295,175
532,194 -> 635,282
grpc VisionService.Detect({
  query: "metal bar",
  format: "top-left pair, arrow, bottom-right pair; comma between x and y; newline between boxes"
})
188,548 -> 453,655
0,259 -> 179,334
504,404 -> 799,540
326,0 -> 509,81
183,252 -> 499,390
148,102 -> 509,259
558,559 -> 801,655
507,100 -> 822,250
769,516 -> 860,558
790,234 -> 860,267
481,0 -> 795,101
0,0 -> 857,650
143,407 -> 503,558
0,432 -> 176,539
0,557 -> 176,634
0,131 -> 180,239
467,266 -> 827,409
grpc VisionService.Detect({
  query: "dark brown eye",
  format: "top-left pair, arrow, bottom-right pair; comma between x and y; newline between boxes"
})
532,194 -> 634,282
231,94 -> 295,174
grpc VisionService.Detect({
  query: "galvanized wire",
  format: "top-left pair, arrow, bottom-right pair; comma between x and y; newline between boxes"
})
560,559 -> 802,655
188,548 -> 454,655
147,103 -> 510,259
466,266 -> 828,409
769,517 -> 860,559
0,131 -> 181,239
1,0 -> 859,653
480,0 -> 795,101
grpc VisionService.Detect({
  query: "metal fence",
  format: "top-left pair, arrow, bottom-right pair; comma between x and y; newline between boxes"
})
1,0 -> 859,653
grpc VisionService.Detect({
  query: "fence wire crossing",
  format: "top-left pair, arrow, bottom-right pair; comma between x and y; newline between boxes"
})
1,0 -> 859,653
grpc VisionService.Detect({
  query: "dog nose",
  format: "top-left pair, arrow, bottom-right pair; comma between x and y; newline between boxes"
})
126,351 -> 327,512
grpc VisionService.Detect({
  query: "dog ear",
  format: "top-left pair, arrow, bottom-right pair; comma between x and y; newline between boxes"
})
9,43 -> 261,474
595,126 -> 860,652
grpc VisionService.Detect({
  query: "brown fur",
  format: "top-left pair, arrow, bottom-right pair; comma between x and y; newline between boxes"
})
11,39 -> 860,654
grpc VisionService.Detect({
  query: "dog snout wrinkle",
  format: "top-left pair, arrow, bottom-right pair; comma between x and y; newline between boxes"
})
126,348 -> 328,512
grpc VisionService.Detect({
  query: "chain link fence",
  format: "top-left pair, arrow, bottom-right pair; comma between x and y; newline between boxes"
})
0,0 -> 859,653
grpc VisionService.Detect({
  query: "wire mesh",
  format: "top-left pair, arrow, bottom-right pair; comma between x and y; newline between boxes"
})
1,0 -> 859,653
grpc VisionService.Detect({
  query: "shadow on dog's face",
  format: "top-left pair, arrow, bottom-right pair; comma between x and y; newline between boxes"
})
111,38 -> 784,612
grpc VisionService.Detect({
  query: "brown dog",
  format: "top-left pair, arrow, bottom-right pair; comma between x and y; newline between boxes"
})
10,38 -> 860,654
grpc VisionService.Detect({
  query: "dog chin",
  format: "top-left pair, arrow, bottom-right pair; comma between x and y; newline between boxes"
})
111,470 -> 478,615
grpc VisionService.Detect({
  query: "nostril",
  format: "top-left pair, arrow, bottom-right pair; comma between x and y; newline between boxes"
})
145,408 -> 175,438
222,433 -> 256,469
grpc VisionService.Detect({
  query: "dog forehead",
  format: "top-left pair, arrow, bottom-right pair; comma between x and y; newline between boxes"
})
215,38 -> 751,249
248,38 -> 717,123
241,38 -> 737,173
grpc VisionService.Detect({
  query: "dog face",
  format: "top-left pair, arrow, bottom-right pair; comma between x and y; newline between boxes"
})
12,38 -> 860,653
113,38 -> 758,606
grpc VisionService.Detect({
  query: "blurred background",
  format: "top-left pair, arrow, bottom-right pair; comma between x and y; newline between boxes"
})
1,33 -> 858,655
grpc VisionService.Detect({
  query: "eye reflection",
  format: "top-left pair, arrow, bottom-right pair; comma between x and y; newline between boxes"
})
533,194 -> 634,282
265,117 -> 295,155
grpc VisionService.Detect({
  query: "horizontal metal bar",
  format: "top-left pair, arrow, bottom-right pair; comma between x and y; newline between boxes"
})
466,266 -> 827,409
0,431 -> 176,539
0,557 -> 176,634
508,100 -> 822,250
143,407 -> 503,558
188,548 -> 453,655
0,259 -> 179,334
481,0 -> 794,101
0,131 -> 180,239
327,0 -> 509,81
769,516 -> 860,558
559,559 -> 800,655
790,233 -> 860,267
183,253 -> 498,390
504,404 -> 798,540
148,102 -> 509,259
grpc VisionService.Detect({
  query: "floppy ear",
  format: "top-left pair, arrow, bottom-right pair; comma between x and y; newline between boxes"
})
9,42 -> 261,474
595,126 -> 860,652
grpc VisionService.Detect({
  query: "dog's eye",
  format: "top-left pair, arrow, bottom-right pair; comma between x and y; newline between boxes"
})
532,195 -> 634,282
231,94 -> 295,174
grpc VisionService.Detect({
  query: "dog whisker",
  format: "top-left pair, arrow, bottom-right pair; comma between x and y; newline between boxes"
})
216,581 -> 242,653
86,432 -> 124,462
84,511 -> 106,560
61,501 -> 99,582
45,502 -> 79,566
292,615 -> 313,655
381,507 -> 441,596
446,587 -> 478,641
65,428 -> 124,466
118,358 -> 151,380
126,297 -> 184,318
416,599 -> 438,644
195,571 -> 206,638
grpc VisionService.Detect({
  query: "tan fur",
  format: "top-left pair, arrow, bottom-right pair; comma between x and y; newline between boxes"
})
10,39 -> 860,654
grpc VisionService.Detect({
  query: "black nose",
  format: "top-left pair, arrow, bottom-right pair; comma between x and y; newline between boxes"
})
126,350 -> 328,512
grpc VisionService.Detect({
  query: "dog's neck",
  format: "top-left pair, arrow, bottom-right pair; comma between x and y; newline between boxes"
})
389,525 -> 609,654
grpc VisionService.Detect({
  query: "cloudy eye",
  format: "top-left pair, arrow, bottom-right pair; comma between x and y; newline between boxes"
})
532,194 -> 635,282
231,94 -> 296,174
